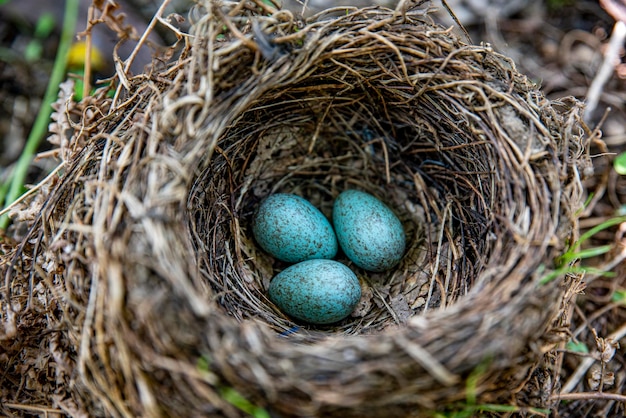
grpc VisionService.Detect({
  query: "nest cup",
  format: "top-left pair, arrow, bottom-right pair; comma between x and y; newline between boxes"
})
1,0 -> 591,416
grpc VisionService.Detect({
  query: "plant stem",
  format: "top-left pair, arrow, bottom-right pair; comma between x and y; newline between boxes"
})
0,0 -> 79,230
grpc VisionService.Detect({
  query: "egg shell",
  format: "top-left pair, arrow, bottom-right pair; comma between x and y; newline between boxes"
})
253,193 -> 338,263
269,259 -> 361,324
333,190 -> 406,272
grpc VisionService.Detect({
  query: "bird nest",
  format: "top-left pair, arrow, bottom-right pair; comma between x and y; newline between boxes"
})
1,0 -> 592,416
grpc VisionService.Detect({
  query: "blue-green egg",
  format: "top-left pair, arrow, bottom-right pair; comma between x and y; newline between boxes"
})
333,190 -> 405,272
268,259 -> 361,324
253,193 -> 338,263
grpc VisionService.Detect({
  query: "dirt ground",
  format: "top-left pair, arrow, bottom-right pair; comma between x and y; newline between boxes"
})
1,0 -> 625,416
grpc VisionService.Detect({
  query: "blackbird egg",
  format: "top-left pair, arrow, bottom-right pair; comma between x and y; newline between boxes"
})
253,193 -> 338,263
268,259 -> 361,324
333,190 -> 405,272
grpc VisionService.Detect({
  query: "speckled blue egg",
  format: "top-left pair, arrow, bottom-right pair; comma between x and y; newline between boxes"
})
269,259 -> 361,324
333,190 -> 405,272
253,194 -> 338,263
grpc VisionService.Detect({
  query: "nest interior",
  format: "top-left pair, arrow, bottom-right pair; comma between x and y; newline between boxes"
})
1,1 -> 591,417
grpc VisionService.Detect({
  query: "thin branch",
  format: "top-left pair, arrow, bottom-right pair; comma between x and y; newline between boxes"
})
124,0 -> 174,73
552,391 -> 626,403
561,320 -> 626,393
600,0 -> 626,22
584,0 -> 626,122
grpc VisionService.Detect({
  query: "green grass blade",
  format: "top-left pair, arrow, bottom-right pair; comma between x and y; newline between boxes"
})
572,215 -> 626,252
0,0 -> 79,230
219,387 -> 271,418
559,244 -> 613,265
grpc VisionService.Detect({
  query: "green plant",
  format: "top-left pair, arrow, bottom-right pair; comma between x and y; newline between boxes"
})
611,288 -> 626,304
547,0 -> 575,9
539,215 -> 626,285
197,355 -> 270,418
24,13 -> 56,62
219,387 -> 271,418
433,360 -> 549,417
615,152 -> 626,175
0,0 -> 79,230
566,340 -> 589,354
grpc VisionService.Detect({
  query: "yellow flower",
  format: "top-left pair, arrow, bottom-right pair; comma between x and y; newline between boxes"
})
66,40 -> 105,71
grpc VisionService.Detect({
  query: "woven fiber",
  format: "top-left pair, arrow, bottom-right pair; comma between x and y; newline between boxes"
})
1,1 -> 591,416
